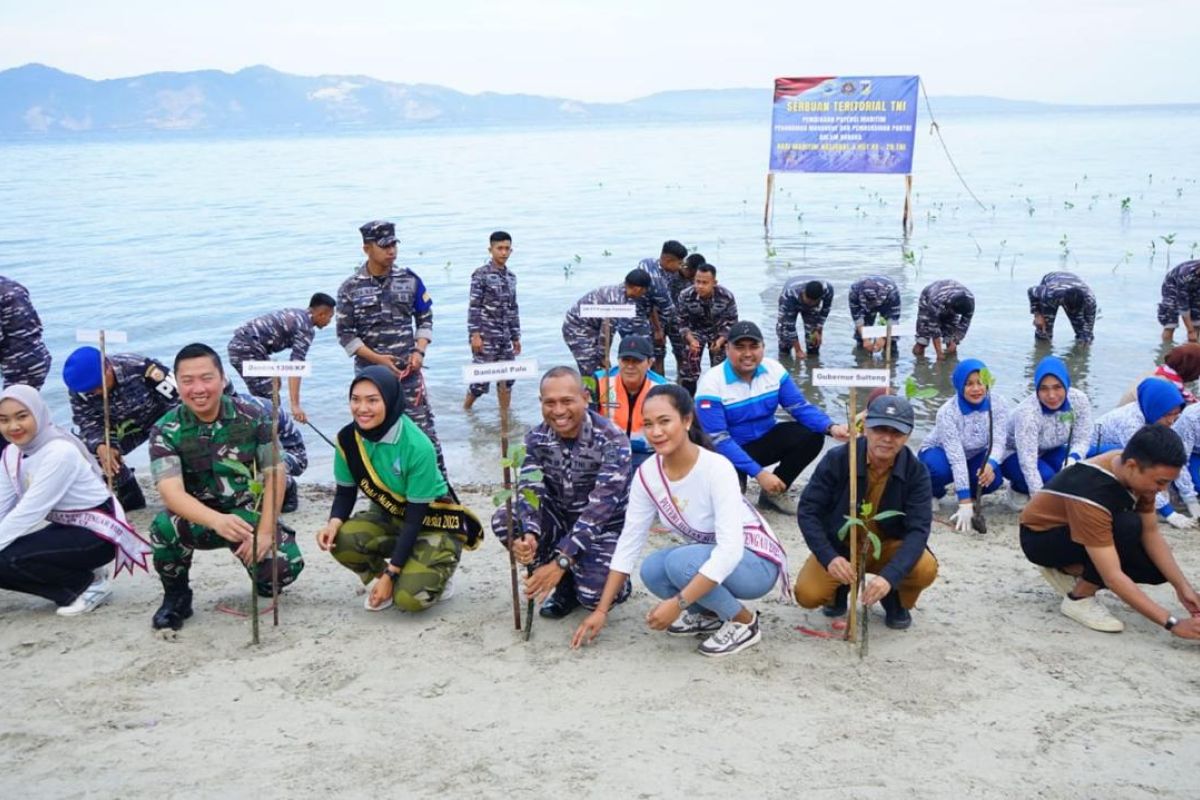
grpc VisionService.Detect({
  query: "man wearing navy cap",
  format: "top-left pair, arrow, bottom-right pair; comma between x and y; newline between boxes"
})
794,394 -> 938,629
63,347 -> 180,511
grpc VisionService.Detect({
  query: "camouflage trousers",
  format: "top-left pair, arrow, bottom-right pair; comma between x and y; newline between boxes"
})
653,322 -> 686,379
331,503 -> 461,612
227,338 -> 275,398
679,336 -> 727,386
398,369 -> 446,477
1,347 -> 52,390
489,505 -> 630,610
150,507 -> 305,594
1157,273 -> 1200,328
1035,307 -> 1096,343
563,320 -> 606,378
467,337 -> 516,398
776,316 -> 822,356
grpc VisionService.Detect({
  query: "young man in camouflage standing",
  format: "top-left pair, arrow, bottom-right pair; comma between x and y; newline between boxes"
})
0,275 -> 52,389
147,343 -> 304,631
676,263 -> 738,397
227,293 -> 335,424
636,240 -> 689,376
336,220 -> 444,473
464,231 -> 521,412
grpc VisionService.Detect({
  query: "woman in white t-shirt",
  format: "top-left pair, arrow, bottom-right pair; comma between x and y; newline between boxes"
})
0,385 -> 150,615
571,384 -> 789,658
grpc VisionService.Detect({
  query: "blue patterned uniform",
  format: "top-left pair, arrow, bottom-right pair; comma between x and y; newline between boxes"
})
1028,272 -> 1097,343
561,285 -> 653,377
776,277 -> 833,355
1158,260 -> 1200,329
848,276 -> 902,342
0,276 -> 51,389
227,308 -> 317,397
916,279 -> 974,346
466,260 -> 521,398
676,284 -> 739,387
489,410 -> 633,609
637,257 -> 685,367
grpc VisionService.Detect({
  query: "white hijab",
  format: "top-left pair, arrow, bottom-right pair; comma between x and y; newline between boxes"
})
1,384 -> 105,481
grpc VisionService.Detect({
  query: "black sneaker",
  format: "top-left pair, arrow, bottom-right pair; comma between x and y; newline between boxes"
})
822,584 -> 849,617
538,586 -> 581,619
281,477 -> 299,513
152,589 -> 194,631
881,590 -> 912,630
116,478 -> 146,512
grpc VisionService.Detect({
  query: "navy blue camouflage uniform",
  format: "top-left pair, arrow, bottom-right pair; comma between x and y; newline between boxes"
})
676,284 -> 738,390
916,279 -> 974,346
466,260 -> 521,398
238,393 -> 308,478
561,285 -> 653,378
1158,260 -> 1200,330
637,257 -> 685,371
0,276 -> 52,389
776,277 -> 833,355
848,275 -> 902,344
1028,271 -> 1097,343
490,410 -> 632,609
227,308 -> 317,397
336,262 -> 444,471
68,352 -> 180,494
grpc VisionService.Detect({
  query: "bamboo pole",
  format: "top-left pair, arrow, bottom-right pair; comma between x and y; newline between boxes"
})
902,174 -> 914,234
846,388 -> 860,642
500,407 -> 523,630
763,173 -> 775,228
99,331 -> 114,492
270,376 -> 281,627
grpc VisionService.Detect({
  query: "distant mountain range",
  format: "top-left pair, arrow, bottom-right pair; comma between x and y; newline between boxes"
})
1,63 -> 1196,138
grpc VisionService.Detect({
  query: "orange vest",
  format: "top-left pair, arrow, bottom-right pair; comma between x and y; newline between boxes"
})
593,368 -> 667,452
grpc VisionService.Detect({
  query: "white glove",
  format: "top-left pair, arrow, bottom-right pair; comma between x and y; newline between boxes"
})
1064,453 -> 1081,467
1164,511 -> 1197,530
1187,499 -> 1200,519
949,502 -> 974,533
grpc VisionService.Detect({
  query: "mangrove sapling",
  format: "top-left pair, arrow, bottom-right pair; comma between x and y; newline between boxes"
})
971,368 -> 997,535
993,240 -> 1007,271
903,375 -> 938,402
1161,234 -> 1176,266
222,459 -> 267,645
491,443 -> 543,640
1113,251 -> 1134,274
968,233 -> 982,256
1191,242 -> 1198,260
1063,201 -> 1074,210
837,501 -> 904,658
1059,235 -> 1070,259
1120,197 -> 1132,212
601,250 -> 612,257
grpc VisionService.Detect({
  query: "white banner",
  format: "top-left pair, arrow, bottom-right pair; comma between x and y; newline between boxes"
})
461,359 -> 540,384
75,329 -> 128,344
861,323 -> 915,339
812,368 -> 890,388
241,360 -> 313,377
579,303 -> 637,319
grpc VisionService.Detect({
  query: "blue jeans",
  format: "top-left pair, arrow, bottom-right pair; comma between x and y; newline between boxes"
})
639,544 -> 779,621
1001,446 -> 1067,495
919,447 -> 1003,500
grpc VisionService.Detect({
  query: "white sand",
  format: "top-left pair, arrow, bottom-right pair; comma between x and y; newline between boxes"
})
2,482 -> 1198,799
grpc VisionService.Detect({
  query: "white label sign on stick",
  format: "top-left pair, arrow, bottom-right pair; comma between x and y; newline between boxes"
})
461,359 -> 540,384
579,304 -> 637,319
76,329 -> 128,344
241,361 -> 313,377
860,325 -> 903,339
812,368 -> 890,388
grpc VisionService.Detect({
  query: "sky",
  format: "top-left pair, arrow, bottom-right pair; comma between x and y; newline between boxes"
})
0,0 -> 1195,104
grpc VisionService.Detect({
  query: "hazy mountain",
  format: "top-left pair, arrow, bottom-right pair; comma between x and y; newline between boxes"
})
1,63 -> 1195,138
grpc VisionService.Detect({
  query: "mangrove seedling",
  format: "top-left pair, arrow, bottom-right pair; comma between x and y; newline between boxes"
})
903,375 -> 938,401
1161,234 -> 1176,265
1059,235 -> 1070,258
1112,251 -> 1134,274
1120,197 -> 1132,212
222,458 -> 267,645
491,444 -> 543,641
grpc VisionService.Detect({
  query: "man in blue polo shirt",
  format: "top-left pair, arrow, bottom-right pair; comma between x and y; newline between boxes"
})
695,321 -> 849,513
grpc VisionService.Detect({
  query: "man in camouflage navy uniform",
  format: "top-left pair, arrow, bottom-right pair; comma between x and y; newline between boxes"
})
464,231 -> 521,412
913,279 -> 974,360
776,277 -> 833,358
147,343 -> 304,631
227,293 -> 336,423
336,220 -> 444,473
848,275 -> 902,353
63,346 -> 181,511
676,263 -> 739,396
636,240 -> 689,376
0,275 -> 52,389
1158,260 -> 1200,343
1028,271 -> 1097,344
491,366 -> 632,619
561,269 -> 653,379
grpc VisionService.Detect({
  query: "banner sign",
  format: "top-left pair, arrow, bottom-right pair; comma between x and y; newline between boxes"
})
769,75 -> 919,174
812,368 -> 890,388
461,359 -> 540,384
241,361 -> 312,377
579,304 -> 637,319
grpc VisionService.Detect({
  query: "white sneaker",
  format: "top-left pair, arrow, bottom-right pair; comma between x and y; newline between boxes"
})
1060,595 -> 1124,632
1037,566 -> 1078,597
438,572 -> 457,603
667,610 -> 723,637
56,571 -> 112,617
1005,485 -> 1030,511
697,611 -> 762,657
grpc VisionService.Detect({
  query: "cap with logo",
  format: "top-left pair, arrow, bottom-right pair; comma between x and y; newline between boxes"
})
726,320 -> 763,344
865,394 -> 915,435
617,335 -> 653,361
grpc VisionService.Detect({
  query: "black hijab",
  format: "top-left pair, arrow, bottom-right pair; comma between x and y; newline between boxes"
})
351,366 -> 406,442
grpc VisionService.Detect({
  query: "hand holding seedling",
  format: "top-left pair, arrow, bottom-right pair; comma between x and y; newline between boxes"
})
212,512 -> 254,544
95,444 -> 123,476
826,556 -> 855,584
861,576 -> 893,606
523,560 -> 566,603
511,533 -> 538,565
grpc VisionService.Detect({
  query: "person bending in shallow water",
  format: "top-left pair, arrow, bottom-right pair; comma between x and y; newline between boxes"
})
572,385 -> 789,658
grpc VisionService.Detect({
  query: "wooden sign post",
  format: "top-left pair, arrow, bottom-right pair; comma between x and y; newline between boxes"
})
461,359 -> 541,634
75,329 -> 129,493
579,304 -> 638,419
812,367 -> 889,654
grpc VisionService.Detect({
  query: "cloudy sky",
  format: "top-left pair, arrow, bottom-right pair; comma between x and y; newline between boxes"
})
0,0 -> 1193,103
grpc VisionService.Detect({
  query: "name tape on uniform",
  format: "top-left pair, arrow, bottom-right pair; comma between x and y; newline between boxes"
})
579,304 -> 637,319
812,368 -> 890,388
461,359 -> 540,384
860,324 -> 907,339
75,329 -> 128,344
241,361 -> 313,377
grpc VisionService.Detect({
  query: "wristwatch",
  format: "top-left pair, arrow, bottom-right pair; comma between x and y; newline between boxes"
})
675,594 -> 689,609
555,553 -> 572,571
383,567 -> 401,581
1164,614 -> 1179,631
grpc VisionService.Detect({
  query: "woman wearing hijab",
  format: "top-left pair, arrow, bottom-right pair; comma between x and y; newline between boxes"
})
918,359 -> 1008,532
1090,378 -> 1191,528
315,367 -> 481,612
0,385 -> 151,615
1000,356 -> 1093,506
1117,343 -> 1200,406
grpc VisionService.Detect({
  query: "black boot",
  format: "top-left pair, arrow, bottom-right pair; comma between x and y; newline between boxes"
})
281,476 -> 299,513
881,590 -> 912,630
152,589 -> 194,631
680,379 -> 698,397
116,476 -> 146,512
822,584 -> 849,617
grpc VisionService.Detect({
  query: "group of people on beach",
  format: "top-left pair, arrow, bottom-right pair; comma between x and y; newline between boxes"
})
1,228 -> 1199,657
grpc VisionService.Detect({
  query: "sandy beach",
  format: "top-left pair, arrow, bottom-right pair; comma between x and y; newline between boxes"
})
2,478 -> 1198,799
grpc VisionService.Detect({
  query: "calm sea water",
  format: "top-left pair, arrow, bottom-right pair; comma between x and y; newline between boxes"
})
1,111 -> 1197,484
